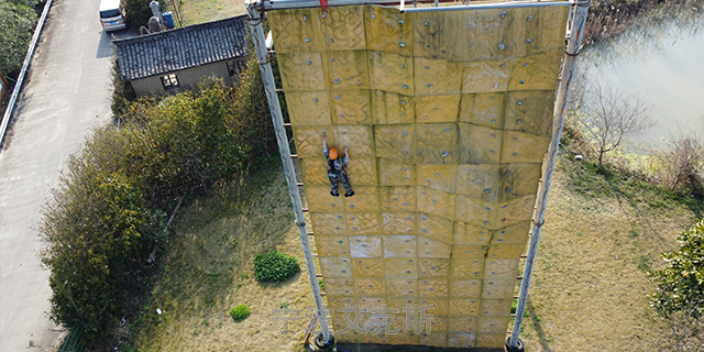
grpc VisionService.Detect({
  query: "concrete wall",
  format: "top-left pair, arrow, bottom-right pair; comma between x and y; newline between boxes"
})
271,5 -> 569,349
130,59 -> 245,96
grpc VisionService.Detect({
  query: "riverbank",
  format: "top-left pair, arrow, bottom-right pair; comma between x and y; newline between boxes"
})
585,0 -> 704,44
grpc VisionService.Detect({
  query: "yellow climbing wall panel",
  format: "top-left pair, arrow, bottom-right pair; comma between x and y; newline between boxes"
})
270,4 -> 568,349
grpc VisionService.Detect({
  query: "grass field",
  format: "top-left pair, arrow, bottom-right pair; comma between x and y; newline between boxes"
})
178,0 -> 247,26
127,152 -> 701,351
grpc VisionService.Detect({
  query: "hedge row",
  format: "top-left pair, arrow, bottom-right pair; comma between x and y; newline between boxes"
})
40,55 -> 277,342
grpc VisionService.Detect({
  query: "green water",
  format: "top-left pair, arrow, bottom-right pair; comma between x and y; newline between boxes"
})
578,4 -> 704,152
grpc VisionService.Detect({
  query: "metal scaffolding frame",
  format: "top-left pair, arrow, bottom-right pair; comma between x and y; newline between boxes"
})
245,3 -> 333,345
508,0 -> 589,349
245,0 -> 589,348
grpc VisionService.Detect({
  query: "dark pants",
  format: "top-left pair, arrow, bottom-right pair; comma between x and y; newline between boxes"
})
329,171 -> 353,196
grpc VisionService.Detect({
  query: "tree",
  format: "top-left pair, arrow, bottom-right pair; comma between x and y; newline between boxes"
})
580,83 -> 654,167
0,1 -> 38,77
658,130 -> 704,195
123,0 -> 153,27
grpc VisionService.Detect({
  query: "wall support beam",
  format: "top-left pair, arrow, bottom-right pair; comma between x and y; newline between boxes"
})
259,0 -> 569,11
508,0 -> 589,349
245,1 -> 332,344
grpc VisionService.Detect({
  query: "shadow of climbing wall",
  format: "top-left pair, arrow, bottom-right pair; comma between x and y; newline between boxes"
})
269,4 -> 568,349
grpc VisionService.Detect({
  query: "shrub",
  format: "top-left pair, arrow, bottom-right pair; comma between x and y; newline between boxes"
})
230,305 -> 250,322
110,57 -> 136,118
650,219 -> 704,317
253,250 -> 300,283
0,1 -> 38,77
657,133 -> 704,195
123,0 -> 152,27
41,171 -> 166,340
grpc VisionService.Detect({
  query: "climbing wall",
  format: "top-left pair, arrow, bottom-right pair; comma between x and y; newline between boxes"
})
270,4 -> 568,349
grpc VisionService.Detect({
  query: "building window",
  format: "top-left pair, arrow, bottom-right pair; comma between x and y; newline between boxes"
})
161,73 -> 179,90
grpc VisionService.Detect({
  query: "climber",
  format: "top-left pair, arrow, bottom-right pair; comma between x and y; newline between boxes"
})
322,134 -> 354,197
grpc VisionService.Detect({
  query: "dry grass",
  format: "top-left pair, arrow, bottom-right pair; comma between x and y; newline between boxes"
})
131,155 -> 702,351
132,157 -> 312,352
178,0 -> 247,26
517,159 -> 700,351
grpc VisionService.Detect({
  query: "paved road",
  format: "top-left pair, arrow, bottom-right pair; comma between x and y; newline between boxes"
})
0,0 -> 122,350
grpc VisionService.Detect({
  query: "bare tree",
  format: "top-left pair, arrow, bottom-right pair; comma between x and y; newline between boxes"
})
658,129 -> 704,194
580,83 -> 654,167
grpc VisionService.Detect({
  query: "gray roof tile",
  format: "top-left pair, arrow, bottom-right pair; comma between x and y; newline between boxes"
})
113,15 -> 248,81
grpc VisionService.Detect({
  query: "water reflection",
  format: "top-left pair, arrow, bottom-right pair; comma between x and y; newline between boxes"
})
577,4 -> 704,153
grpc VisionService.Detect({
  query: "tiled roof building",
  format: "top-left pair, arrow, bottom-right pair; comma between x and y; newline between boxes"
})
113,16 -> 248,95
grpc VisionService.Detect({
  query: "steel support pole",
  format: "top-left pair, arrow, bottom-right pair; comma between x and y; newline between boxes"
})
508,0 -> 589,349
245,1 -> 332,344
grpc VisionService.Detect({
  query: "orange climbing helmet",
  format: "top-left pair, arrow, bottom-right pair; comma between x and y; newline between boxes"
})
329,148 -> 339,160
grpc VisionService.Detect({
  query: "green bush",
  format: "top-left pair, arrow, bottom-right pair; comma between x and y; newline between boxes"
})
123,0 -> 152,27
230,305 -> 250,321
650,219 -> 704,318
253,250 -> 300,283
0,1 -> 38,76
110,57 -> 136,118
41,172 -> 166,340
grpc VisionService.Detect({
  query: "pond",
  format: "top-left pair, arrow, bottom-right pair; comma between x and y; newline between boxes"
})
577,4 -> 704,152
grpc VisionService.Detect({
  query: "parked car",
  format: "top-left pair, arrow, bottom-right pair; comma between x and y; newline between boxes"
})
99,0 -> 126,31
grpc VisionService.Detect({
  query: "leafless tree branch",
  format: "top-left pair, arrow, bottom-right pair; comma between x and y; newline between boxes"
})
580,82 -> 655,167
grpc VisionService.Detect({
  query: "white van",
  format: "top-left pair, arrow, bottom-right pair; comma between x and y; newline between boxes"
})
99,0 -> 126,32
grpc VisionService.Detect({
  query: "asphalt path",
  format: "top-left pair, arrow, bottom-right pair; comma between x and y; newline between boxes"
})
0,0 -> 129,349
